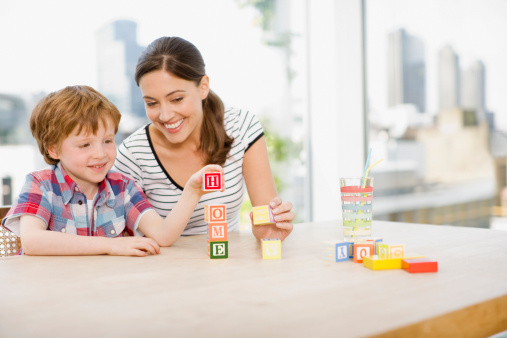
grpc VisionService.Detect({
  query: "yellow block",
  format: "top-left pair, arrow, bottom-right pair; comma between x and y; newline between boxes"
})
262,238 -> 281,259
363,254 -> 425,270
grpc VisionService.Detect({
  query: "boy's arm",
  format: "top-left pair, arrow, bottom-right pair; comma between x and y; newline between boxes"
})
20,215 -> 160,256
137,165 -> 224,247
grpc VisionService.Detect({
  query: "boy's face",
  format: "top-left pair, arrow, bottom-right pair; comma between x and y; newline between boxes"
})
48,120 -> 117,197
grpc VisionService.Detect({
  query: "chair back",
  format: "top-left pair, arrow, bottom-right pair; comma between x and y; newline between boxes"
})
0,206 -> 21,257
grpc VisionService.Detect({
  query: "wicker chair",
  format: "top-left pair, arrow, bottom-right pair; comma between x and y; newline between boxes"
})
0,207 -> 21,257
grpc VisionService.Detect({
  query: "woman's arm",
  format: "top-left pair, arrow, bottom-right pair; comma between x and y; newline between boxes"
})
20,215 -> 160,256
242,136 -> 294,241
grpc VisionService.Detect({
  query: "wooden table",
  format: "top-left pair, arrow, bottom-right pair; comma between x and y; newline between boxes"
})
1,220 -> 506,338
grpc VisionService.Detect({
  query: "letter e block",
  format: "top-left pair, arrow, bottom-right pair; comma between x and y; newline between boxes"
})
208,241 -> 228,259
252,205 -> 275,225
262,238 -> 281,259
202,172 -> 223,191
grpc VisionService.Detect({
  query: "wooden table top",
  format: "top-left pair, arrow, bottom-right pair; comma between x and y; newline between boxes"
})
1,220 -> 506,338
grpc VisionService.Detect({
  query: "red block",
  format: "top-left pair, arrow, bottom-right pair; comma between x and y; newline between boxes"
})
202,172 -> 223,191
402,258 -> 438,273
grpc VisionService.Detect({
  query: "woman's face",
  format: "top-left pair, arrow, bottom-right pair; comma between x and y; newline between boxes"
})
139,69 -> 209,146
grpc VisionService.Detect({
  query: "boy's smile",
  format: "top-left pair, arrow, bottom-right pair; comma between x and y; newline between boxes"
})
48,120 -> 117,199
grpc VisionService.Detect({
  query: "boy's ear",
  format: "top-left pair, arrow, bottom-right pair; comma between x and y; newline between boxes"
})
47,145 -> 60,160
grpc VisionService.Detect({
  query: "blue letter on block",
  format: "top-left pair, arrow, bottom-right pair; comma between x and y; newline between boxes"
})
336,242 -> 350,262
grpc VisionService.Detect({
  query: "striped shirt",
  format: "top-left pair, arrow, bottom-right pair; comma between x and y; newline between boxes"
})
1,163 -> 152,241
113,107 -> 264,235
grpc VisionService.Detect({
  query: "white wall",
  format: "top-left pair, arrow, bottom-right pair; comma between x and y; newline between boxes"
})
307,0 -> 366,221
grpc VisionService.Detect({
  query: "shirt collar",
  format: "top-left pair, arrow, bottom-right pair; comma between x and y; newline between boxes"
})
55,162 -> 116,207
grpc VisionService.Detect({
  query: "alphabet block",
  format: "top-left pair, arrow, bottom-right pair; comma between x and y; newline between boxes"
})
323,241 -> 352,262
252,205 -> 275,226
353,243 -> 374,263
205,204 -> 226,222
202,172 -> 223,191
262,238 -> 281,259
378,243 -> 404,259
402,258 -> 438,273
207,222 -> 228,242
208,241 -> 228,259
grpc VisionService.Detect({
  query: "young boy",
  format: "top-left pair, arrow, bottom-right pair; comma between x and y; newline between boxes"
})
1,85 -> 223,256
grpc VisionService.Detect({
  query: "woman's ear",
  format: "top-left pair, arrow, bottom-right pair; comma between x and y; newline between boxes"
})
200,75 -> 210,100
47,145 -> 60,160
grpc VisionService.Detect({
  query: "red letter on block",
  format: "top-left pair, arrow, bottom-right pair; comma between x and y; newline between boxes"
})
202,172 -> 223,191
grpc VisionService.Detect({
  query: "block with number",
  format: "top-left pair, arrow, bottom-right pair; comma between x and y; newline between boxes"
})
205,204 -> 226,222
252,205 -> 275,226
261,238 -> 281,259
323,241 -> 352,262
202,172 -> 223,191
208,241 -> 228,259
353,243 -> 374,263
402,258 -> 438,273
207,223 -> 228,242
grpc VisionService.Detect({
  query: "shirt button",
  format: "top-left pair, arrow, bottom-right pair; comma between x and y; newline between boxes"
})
110,230 -> 115,235
61,228 -> 66,233
78,200 -> 83,205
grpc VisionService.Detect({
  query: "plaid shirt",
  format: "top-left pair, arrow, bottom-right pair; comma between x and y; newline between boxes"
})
2,163 -> 152,241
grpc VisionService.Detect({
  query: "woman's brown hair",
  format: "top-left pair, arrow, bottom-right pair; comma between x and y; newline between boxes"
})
135,36 -> 234,166
30,85 -> 121,165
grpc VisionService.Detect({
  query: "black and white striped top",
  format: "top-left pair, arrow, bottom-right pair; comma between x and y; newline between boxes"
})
113,107 -> 264,235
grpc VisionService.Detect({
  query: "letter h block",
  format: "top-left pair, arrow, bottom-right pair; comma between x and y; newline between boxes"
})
202,172 -> 223,191
261,238 -> 281,259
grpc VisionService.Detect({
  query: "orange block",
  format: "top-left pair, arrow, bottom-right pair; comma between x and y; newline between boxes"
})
402,258 -> 438,273
353,243 -> 374,263
207,223 -> 228,241
205,205 -> 226,222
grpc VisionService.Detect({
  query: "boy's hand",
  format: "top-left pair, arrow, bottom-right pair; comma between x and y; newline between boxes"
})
108,237 -> 161,257
251,196 -> 294,241
186,164 -> 225,194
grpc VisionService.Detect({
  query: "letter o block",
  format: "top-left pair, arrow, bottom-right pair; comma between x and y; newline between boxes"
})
205,205 -> 226,222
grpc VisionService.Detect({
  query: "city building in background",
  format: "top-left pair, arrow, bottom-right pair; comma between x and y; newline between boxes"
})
96,19 -> 148,141
388,28 -> 426,113
438,45 -> 460,111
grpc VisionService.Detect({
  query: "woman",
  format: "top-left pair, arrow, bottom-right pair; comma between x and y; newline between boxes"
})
114,36 -> 294,241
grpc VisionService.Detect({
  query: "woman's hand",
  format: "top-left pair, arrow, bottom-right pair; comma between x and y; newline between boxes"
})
251,196 -> 294,241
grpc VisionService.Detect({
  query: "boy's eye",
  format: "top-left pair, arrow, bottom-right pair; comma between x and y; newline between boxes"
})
105,139 -> 114,144
80,143 -> 90,148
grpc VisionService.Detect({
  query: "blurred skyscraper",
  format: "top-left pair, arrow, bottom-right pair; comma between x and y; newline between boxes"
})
388,28 -> 426,112
461,60 -> 486,122
96,20 -> 146,133
438,45 -> 460,110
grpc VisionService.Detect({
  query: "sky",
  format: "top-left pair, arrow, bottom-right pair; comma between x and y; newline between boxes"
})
367,0 -> 507,130
0,0 -> 286,114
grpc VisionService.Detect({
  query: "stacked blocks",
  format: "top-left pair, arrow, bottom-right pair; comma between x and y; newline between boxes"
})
252,205 -> 276,226
202,172 -> 223,191
206,204 -> 228,259
261,238 -> 281,259
402,258 -> 438,273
